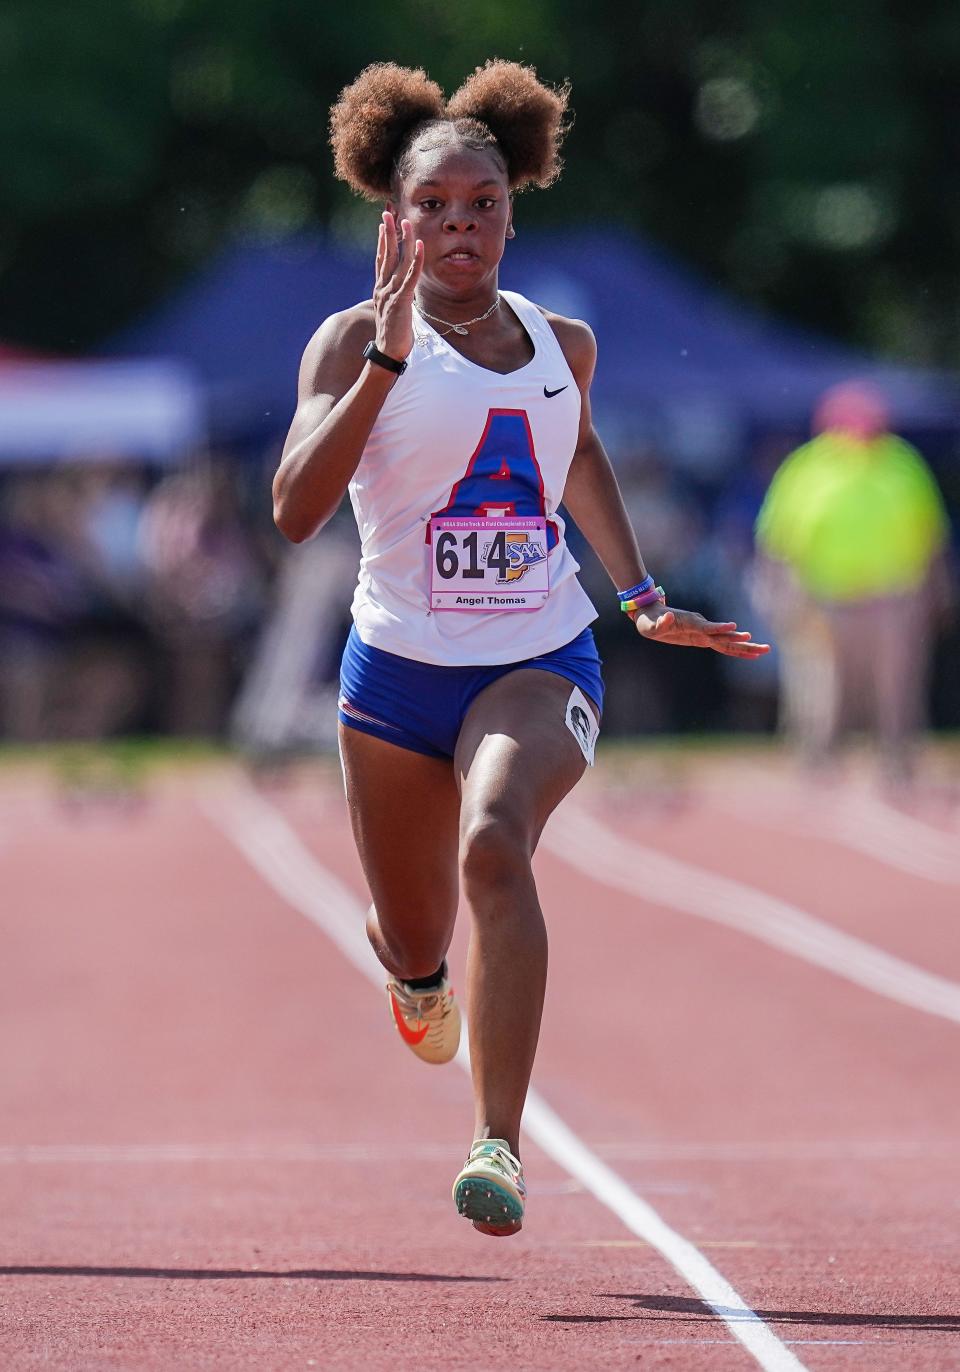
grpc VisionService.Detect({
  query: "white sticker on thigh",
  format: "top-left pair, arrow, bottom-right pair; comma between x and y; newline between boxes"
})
565,686 -> 600,766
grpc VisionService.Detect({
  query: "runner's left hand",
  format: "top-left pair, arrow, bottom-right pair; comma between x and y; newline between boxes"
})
633,603 -> 771,658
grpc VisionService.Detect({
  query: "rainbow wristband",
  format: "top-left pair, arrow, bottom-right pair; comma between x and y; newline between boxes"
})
617,576 -> 656,602
620,585 -> 666,613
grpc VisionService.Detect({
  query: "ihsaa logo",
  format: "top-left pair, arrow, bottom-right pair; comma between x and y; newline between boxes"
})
482,531 -> 547,584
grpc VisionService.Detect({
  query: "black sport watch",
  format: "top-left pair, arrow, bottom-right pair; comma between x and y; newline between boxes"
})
362,341 -> 407,376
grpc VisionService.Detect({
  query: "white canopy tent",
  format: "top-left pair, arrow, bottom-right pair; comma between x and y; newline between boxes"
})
0,358 -> 204,464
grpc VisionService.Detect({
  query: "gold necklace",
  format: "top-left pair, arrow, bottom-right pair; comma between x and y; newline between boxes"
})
415,295 -> 501,336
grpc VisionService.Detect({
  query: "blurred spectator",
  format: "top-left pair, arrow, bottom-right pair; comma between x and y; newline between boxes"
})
0,474 -> 85,739
77,461 -> 150,603
57,462 -> 154,738
139,459 -> 266,735
581,450 -> 727,733
700,511 -> 779,733
754,382 -> 954,782
231,506 -> 358,756
0,465 -> 153,739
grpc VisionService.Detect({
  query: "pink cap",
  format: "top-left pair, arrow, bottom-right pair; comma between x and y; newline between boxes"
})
813,381 -> 890,440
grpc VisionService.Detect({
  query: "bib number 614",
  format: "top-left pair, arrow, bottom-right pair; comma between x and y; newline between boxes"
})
436,528 -> 513,581
429,515 -> 550,612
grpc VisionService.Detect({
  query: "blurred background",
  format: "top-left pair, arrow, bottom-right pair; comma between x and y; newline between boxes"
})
1,0 -> 957,767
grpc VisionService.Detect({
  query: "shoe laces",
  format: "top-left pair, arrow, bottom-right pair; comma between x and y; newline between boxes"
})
389,980 -> 448,1023
471,1140 -> 523,1181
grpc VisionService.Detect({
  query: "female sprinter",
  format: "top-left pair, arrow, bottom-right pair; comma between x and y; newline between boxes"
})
273,60 -> 770,1237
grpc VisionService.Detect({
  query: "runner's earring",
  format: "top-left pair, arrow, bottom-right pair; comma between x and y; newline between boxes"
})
505,224 -> 516,240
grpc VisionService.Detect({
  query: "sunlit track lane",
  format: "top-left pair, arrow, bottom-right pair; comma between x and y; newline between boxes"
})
572,766 -> 960,982
271,767 -> 960,1371
532,817 -> 960,1370
0,772 -> 768,1370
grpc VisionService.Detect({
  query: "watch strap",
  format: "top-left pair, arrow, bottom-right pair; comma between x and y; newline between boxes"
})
362,341 -> 407,376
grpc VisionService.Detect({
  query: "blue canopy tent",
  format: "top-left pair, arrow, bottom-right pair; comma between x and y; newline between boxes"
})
111,228 -> 959,454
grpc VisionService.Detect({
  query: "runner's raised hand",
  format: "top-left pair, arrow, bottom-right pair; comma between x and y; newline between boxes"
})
373,211 -> 424,363
633,602 -> 771,659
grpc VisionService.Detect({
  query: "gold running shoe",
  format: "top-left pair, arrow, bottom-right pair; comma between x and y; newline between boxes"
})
453,1138 -> 526,1236
385,969 -> 461,1065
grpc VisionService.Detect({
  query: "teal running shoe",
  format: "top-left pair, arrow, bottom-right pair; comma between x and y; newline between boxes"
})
453,1138 -> 526,1236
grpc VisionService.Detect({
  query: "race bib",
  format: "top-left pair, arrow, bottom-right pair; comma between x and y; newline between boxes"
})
429,516 -> 550,612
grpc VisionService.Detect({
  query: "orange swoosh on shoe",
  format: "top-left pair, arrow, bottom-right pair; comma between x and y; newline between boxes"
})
388,988 -> 430,1045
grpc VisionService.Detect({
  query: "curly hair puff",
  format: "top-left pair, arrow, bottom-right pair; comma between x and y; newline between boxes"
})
445,59 -> 570,190
329,59 -> 571,200
329,63 -> 445,201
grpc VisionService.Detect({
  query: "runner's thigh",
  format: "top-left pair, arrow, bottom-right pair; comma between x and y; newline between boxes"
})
338,724 -> 461,944
454,669 -> 596,854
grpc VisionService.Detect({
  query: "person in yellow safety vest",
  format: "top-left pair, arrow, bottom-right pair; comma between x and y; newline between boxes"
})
754,380 -> 954,783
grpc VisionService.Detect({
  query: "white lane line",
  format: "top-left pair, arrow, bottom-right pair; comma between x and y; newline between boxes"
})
542,803 -> 960,1028
200,780 -> 807,1372
828,793 -> 960,885
627,1341 -> 893,1348
595,1140 -> 957,1163
3,1138 -> 948,1166
725,789 -> 960,886
0,1143 -> 462,1165
509,1089 -> 805,1372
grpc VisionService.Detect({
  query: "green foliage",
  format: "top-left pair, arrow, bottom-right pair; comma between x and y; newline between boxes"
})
0,2 -> 169,216
0,0 -> 958,365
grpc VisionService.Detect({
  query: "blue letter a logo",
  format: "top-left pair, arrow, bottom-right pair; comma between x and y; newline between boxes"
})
430,409 -> 558,548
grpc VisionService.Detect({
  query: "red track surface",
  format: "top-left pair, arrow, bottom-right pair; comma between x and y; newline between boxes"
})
1,757 -> 959,1370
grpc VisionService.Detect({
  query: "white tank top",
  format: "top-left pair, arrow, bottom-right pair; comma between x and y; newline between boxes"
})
347,290 -> 597,665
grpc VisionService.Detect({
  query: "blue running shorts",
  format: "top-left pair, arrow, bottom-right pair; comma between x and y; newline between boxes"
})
338,625 -> 604,760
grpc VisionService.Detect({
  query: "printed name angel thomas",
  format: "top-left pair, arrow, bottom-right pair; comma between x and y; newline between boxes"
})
454,595 -> 528,606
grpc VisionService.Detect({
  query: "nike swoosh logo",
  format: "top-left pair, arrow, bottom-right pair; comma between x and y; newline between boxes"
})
388,988 -> 430,1045
544,385 -> 568,398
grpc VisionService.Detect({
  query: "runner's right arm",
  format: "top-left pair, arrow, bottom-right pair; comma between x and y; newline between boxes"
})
273,213 -> 423,542
273,306 -> 393,543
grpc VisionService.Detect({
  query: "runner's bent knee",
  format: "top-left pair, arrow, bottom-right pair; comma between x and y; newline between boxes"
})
367,899 -> 455,979
460,809 -> 533,902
